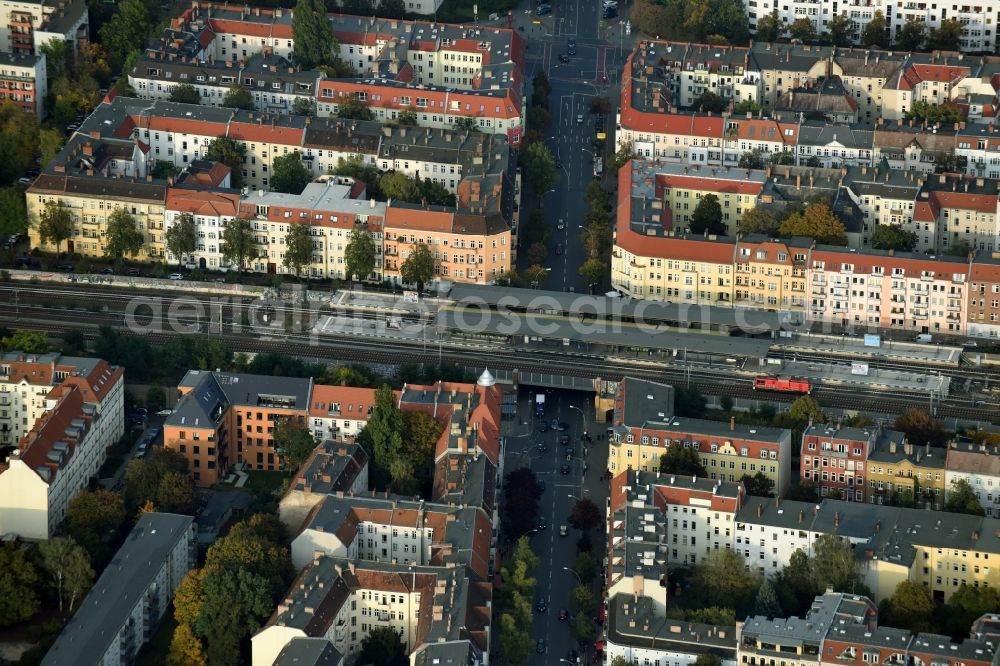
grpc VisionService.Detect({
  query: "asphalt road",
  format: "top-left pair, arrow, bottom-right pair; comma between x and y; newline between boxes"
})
514,0 -> 630,294
503,388 -> 609,665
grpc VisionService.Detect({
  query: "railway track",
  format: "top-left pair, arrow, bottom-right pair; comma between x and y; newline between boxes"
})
1,303 -> 993,421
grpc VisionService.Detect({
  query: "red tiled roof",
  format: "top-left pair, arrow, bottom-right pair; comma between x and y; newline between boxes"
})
166,188 -> 240,218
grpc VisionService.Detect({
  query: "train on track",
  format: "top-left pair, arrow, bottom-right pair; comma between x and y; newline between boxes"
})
753,375 -> 812,394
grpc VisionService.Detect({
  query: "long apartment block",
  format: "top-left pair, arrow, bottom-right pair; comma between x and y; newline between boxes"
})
129,2 -> 525,144
611,159 -> 1000,337
26,97 -> 516,283
611,467 -> 1000,605
0,351 -> 124,540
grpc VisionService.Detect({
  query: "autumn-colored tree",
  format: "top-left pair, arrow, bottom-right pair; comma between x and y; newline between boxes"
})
168,623 -> 207,666
778,203 -> 847,245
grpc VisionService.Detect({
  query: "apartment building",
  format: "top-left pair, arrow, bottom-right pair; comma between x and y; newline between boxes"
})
945,443 -> 1000,518
809,245 -> 968,334
605,593 -> 737,666
41,513 -> 196,666
967,252 -> 1000,338
277,441 -> 369,531
163,187 -> 241,270
735,496 -> 818,573
608,378 -> 792,494
733,235 -> 811,311
0,353 -> 124,540
142,2 -> 524,136
796,124 -> 874,167
289,493 -> 492,571
129,51 -> 321,114
801,423 -> 885,502
0,0 -> 87,55
252,556 -> 491,666
916,173 -> 1000,253
867,439 -> 947,508
165,371 -> 315,486
240,181 -> 387,279
0,51 -> 43,116
307,385 -> 379,443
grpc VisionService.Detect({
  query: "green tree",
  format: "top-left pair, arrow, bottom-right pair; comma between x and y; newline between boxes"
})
169,83 -> 201,104
271,152 -> 312,195
165,213 -> 197,264
572,610 -> 596,643
527,241 -> 549,265
106,207 -> 145,261
357,627 -> 408,666
97,0 -> 153,69
36,199 -> 73,255
359,385 -> 404,488
811,533 -> 863,593
291,97 -> 316,116
754,576 -> 781,618
222,85 -> 254,111
740,207 -> 779,235
174,569 -> 206,627
695,548 -> 761,613
524,264 -> 549,287
659,441 -> 707,476
572,552 -> 598,585
283,222 -> 313,279
741,471 -> 775,497
146,384 -> 167,412
895,18 -> 927,50
894,408 -> 948,447
945,478 -> 985,516
787,395 -> 826,425
273,419 -> 317,471
690,194 -> 727,235
1,329 -> 47,353
941,585 -> 1000,638
570,584 -> 596,616
344,225 -> 377,283
398,410 -> 442,496
788,18 -> 818,41
0,542 -> 39,626
38,536 -> 93,613
738,148 -> 766,170
754,10 -> 785,42
65,489 -> 125,561
155,472 -> 199,515
196,568 -> 274,666
398,106 -> 418,126
379,171 -> 421,201
168,623 -> 206,666
778,203 -> 847,245
871,225 -> 918,252
826,13 -> 855,46
733,99 -> 762,116
928,18 -> 963,50
696,656 -> 723,666
861,11 -> 890,48
205,137 -> 247,189
497,612 -> 532,666
693,90 -> 727,113
611,141 -> 638,172
880,580 -> 935,632
123,448 -> 189,512
38,129 -> 63,171
401,242 -> 436,293
674,385 -> 707,418
568,497 -> 602,532
906,100 -> 966,123
336,95 -> 375,120
221,217 -> 256,273
520,142 -> 557,194
292,0 -> 336,70
578,257 -> 607,289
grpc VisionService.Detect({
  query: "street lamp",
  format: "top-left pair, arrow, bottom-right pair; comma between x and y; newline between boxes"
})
562,566 -> 584,585
568,404 -> 588,436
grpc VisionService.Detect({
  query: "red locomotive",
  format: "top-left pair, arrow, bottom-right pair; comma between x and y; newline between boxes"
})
753,375 -> 811,394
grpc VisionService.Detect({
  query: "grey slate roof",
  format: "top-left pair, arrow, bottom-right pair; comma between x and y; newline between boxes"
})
619,377 -> 674,429
41,513 -> 194,666
272,637 -> 344,666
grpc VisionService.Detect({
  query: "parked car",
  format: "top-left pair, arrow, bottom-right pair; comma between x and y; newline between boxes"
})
156,409 -> 172,416
559,525 -> 568,537
559,53 -> 571,63
168,273 -> 184,280
127,268 -> 140,277
536,640 -> 546,654
56,263 -> 74,272
536,599 -> 547,612
536,4 -> 551,14
99,267 -> 114,275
